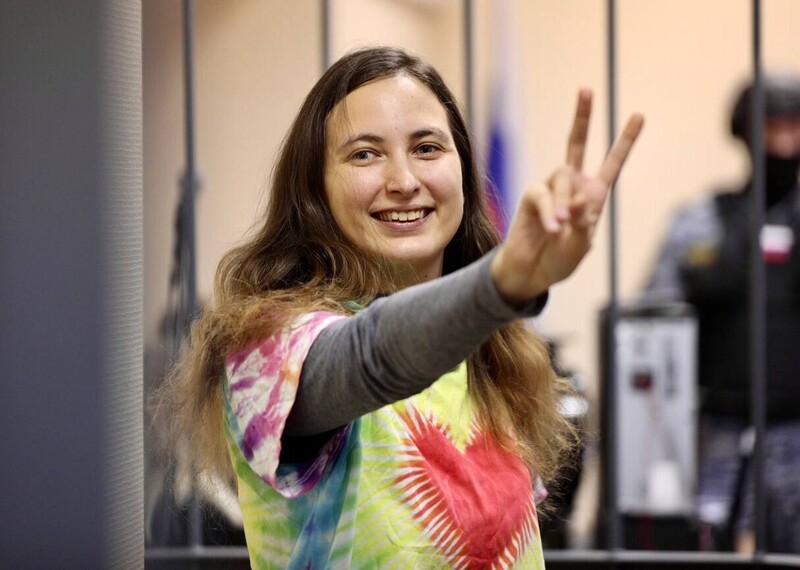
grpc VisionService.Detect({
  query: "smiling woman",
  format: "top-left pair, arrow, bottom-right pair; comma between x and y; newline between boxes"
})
324,74 -> 464,284
157,45 -> 643,568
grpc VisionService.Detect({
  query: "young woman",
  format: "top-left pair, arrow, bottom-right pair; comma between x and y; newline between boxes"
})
161,46 -> 643,568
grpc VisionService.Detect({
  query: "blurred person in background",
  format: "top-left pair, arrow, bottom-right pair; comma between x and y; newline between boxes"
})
644,73 -> 800,553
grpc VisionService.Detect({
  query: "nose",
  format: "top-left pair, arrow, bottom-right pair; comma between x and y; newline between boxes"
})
384,156 -> 420,195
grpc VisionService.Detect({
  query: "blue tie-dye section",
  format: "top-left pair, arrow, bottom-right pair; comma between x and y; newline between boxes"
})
282,420 -> 360,569
225,390 -> 361,568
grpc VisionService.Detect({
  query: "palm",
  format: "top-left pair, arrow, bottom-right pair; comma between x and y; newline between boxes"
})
535,174 -> 606,281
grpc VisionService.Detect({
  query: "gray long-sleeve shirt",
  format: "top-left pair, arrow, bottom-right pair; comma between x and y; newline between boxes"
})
284,251 -> 547,437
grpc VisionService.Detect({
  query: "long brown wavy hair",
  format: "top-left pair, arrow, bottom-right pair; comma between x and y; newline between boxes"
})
158,46 -> 577,490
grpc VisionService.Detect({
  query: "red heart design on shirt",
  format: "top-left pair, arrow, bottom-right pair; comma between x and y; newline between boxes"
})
395,408 -> 539,568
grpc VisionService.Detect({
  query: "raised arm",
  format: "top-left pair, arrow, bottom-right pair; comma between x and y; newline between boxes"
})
285,252 -> 547,437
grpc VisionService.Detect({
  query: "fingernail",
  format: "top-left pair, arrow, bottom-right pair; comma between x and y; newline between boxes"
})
548,219 -> 561,232
557,207 -> 570,220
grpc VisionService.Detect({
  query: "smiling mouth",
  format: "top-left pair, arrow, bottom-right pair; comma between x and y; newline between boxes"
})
372,209 -> 431,223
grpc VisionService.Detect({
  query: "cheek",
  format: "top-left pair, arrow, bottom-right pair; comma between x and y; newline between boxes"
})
430,166 -> 464,235
441,164 -> 465,213
349,172 -> 379,208
326,171 -> 376,231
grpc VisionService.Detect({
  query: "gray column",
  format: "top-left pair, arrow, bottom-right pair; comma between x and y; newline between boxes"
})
0,0 -> 143,567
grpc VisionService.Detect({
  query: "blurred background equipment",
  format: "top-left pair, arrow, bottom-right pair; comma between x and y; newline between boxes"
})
600,302 -> 699,550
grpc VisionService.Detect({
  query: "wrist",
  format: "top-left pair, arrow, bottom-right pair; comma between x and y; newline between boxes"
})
490,247 -> 550,308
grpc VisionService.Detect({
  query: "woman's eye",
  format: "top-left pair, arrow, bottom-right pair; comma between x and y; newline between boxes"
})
416,143 -> 440,157
351,149 -> 376,161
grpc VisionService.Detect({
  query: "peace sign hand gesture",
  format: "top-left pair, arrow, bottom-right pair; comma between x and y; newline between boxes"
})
491,89 -> 644,306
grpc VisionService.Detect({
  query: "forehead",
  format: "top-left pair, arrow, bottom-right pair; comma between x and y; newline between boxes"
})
326,74 -> 451,144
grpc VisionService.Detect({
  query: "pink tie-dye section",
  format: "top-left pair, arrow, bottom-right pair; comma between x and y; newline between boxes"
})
225,311 -> 346,492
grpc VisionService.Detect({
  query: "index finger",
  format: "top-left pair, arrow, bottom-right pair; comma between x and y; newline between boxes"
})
596,113 -> 645,186
566,88 -> 593,170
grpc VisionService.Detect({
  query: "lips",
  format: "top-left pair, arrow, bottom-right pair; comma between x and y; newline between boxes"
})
372,208 -> 432,223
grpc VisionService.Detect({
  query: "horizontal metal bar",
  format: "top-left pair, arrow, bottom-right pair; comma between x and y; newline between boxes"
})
144,546 -> 800,566
145,546 -> 249,560
546,551 -> 800,566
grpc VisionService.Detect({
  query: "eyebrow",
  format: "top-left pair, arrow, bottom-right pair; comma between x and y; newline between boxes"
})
336,127 -> 451,154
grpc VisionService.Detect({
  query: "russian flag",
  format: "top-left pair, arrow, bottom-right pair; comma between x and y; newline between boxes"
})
761,224 -> 795,264
485,0 -> 526,236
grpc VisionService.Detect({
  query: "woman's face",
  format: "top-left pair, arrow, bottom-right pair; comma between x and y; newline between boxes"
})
324,74 -> 464,284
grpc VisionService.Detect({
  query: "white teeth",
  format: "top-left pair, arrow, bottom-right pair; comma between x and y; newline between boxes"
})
379,209 -> 425,222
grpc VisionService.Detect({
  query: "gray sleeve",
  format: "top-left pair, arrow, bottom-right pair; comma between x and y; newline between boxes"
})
283,250 -> 547,436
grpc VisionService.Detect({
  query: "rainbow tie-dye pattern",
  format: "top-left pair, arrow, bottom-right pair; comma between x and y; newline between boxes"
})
224,312 -> 545,569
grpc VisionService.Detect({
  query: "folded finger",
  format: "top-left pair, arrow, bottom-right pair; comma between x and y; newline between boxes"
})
568,186 -> 600,229
551,166 -> 575,221
524,182 -> 561,233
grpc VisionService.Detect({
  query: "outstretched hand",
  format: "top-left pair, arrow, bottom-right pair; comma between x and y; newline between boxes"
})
491,89 -> 644,305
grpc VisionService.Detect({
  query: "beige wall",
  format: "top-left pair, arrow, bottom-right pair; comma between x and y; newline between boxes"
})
330,0 -> 465,98
144,0 -> 321,340
144,0 -> 800,401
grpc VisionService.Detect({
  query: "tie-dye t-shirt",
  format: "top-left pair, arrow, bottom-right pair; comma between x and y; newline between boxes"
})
224,311 -> 545,569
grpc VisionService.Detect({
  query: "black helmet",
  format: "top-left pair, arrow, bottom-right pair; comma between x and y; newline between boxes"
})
730,73 -> 800,141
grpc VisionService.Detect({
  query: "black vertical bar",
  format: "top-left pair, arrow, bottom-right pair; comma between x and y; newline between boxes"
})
181,0 -> 202,550
321,0 -> 331,71
605,0 -> 622,555
749,0 -> 767,560
181,0 -> 199,336
463,0 -> 474,126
